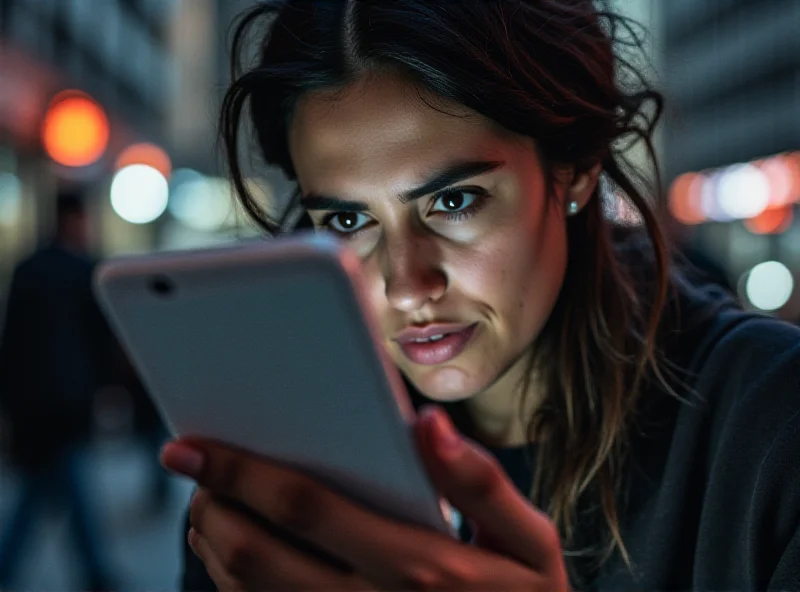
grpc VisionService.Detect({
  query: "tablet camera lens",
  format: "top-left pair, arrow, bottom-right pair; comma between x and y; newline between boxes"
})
150,276 -> 175,297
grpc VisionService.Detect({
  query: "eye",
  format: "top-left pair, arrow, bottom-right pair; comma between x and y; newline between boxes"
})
430,189 -> 480,214
427,187 -> 489,224
324,212 -> 372,234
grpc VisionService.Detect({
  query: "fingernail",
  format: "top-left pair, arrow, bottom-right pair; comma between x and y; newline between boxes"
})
161,442 -> 205,479
188,527 -> 199,549
432,409 -> 462,457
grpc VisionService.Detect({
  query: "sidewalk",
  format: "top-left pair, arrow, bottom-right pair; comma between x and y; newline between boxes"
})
0,438 -> 194,591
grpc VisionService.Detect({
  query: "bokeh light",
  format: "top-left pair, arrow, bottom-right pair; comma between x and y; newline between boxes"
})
787,152 -> 800,202
115,143 -> 172,179
669,152 -> 800,226
716,164 -> 769,220
699,172 -> 727,221
745,261 -> 794,311
0,172 -> 22,227
759,155 -> 794,208
168,169 -> 232,231
744,206 -> 794,235
42,91 -> 110,167
668,172 -> 705,225
110,164 -> 169,224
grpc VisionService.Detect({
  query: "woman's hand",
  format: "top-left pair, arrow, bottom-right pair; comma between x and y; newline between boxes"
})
161,406 -> 568,591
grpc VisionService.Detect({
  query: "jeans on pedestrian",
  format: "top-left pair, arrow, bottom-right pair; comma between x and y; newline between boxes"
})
0,445 -> 113,588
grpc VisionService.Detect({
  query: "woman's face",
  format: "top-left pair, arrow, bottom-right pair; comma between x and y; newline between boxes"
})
289,74 -> 582,403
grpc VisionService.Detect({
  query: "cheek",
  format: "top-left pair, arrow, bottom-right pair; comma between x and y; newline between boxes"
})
453,211 -> 568,330
360,260 -> 393,332
356,204 -> 568,346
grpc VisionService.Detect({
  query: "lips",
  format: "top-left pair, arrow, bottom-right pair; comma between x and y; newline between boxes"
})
393,323 -> 478,366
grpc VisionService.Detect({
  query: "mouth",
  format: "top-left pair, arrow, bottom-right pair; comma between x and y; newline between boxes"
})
393,323 -> 478,366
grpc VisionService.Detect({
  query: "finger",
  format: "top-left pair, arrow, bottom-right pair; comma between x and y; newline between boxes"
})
170,440 -> 533,590
189,529 -> 246,592
191,488 -> 369,590
414,406 -> 567,582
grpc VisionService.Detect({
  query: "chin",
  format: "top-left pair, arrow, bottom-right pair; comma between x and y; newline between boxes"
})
403,365 -> 491,403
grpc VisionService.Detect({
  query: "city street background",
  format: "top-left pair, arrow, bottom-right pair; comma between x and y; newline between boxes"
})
0,437 -> 193,590
1,0 -> 798,589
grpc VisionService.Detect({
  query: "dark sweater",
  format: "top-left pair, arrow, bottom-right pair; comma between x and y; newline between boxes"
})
180,273 -> 800,590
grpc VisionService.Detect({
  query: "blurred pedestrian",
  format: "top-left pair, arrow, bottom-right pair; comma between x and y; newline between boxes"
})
117,351 -> 173,513
0,188 -> 117,591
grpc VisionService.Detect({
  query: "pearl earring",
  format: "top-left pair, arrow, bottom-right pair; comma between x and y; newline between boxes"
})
567,200 -> 580,216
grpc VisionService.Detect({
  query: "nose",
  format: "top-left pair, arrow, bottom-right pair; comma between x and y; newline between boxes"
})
381,231 -> 447,313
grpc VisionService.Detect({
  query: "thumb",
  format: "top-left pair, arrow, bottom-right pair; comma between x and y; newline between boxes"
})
415,406 -> 566,579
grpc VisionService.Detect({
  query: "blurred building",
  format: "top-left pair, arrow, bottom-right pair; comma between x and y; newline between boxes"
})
2,0 -> 794,316
159,0 -> 291,252
661,0 -> 800,179
0,0 -> 292,294
0,0 -> 179,283
1,0 -> 175,146
659,0 -> 800,318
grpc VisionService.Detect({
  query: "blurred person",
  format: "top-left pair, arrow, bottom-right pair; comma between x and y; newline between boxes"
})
163,1 -> 800,590
0,189 -> 117,591
118,351 -> 173,513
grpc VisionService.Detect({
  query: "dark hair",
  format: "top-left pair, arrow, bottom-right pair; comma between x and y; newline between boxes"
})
220,0 -> 670,584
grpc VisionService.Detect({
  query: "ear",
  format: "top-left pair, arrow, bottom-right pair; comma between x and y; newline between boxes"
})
564,164 -> 602,216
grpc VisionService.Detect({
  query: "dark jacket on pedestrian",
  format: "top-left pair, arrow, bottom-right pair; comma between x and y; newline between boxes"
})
0,244 -> 113,468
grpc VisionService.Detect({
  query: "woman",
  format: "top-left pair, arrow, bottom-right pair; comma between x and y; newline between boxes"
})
164,1 -> 800,589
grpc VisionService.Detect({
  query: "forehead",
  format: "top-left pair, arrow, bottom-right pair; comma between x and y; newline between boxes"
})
288,75 -> 515,192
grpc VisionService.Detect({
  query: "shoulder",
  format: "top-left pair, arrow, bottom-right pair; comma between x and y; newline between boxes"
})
18,246 -> 92,276
676,275 -> 800,444
697,312 -> 800,389
682,306 -> 800,520
7,256 -> 38,294
12,247 -> 59,275
692,312 -> 800,422
694,315 -> 800,583
663,271 -> 800,485
663,267 -> 799,403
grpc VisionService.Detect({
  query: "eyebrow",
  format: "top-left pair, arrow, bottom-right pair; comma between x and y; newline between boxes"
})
300,160 -> 505,211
